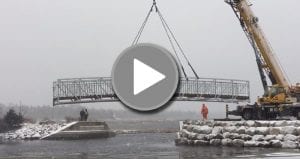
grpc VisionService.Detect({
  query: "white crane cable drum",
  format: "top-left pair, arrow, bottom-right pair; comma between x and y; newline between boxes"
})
131,0 -> 199,80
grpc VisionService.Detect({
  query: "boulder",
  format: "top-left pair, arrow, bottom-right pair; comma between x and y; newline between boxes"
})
213,121 -> 228,127
270,140 -> 282,148
210,139 -> 222,146
206,121 -> 215,127
275,134 -> 284,141
281,126 -> 297,135
196,134 -> 206,140
269,127 -> 281,135
223,132 -> 230,138
232,139 -> 244,147
223,132 -> 241,140
241,134 -> 252,141
32,133 -> 41,139
216,134 -> 224,139
282,141 -> 298,149
230,133 -> 242,140
264,135 -> 276,141
175,137 -> 188,145
193,125 -> 212,134
257,141 -> 271,148
274,121 -> 287,127
183,120 -> 192,125
221,138 -> 233,146
194,140 -> 209,146
254,121 -> 263,127
187,140 -> 193,145
206,134 -> 216,140
193,120 -> 213,127
223,132 -> 242,140
234,121 -> 245,127
223,126 -> 237,133
187,132 -> 197,140
186,125 -> 194,132
295,120 -> 300,127
286,121 -> 297,126
245,127 -> 256,136
244,141 -> 257,147
283,134 -> 298,141
212,126 -> 223,134
181,129 -> 190,138
178,132 -> 183,138
257,121 -> 270,127
255,127 -> 269,135
269,121 -> 277,127
245,121 -> 255,127
193,121 -> 201,126
175,138 -> 183,145
252,135 -> 264,141
237,126 -> 246,134
211,134 -> 223,140
296,127 -> 300,136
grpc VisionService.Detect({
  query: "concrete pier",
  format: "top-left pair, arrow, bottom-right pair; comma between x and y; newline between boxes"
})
42,121 -> 115,140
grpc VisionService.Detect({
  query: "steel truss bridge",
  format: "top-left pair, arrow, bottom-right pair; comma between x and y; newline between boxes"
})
53,77 -> 250,106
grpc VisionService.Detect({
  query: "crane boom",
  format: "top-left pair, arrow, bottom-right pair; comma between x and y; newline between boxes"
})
226,0 -> 300,120
226,0 -> 289,89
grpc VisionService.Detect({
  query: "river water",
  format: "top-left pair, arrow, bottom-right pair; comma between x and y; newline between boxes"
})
1,120 -> 300,159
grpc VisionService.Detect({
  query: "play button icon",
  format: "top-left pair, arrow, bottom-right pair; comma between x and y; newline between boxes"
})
112,43 -> 179,112
134,58 -> 166,95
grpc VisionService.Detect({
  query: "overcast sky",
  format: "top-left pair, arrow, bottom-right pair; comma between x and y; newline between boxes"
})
0,0 -> 299,110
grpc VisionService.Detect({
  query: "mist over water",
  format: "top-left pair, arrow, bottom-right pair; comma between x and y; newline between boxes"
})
0,101 -> 237,122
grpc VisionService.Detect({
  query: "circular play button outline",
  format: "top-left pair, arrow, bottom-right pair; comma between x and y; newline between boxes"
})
111,43 -> 179,112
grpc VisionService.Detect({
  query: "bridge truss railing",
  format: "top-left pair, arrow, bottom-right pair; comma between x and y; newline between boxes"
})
53,77 -> 250,106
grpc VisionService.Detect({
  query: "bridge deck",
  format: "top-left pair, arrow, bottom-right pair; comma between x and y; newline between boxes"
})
53,77 -> 250,106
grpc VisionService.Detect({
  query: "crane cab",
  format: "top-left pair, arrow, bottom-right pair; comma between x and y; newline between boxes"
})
259,85 -> 287,105
258,85 -> 299,105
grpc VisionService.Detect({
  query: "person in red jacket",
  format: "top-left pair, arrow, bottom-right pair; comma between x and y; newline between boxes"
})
201,104 -> 209,120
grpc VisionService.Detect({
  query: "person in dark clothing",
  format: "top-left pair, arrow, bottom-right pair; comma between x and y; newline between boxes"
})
84,109 -> 88,121
80,109 -> 85,121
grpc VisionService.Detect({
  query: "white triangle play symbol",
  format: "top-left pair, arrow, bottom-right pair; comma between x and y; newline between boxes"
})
134,58 -> 166,95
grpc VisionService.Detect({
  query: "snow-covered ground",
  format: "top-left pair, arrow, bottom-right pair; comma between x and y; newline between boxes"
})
0,122 -> 67,140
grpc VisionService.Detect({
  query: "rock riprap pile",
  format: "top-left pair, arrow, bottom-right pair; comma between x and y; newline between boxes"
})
0,122 -> 66,140
175,120 -> 300,149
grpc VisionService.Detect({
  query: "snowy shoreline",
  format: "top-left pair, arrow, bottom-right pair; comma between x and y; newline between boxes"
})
175,120 -> 300,149
0,122 -> 67,141
0,121 -> 176,142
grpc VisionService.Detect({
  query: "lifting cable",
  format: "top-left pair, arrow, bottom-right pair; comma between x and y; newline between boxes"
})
131,0 -> 199,79
156,6 -> 188,79
131,3 -> 154,46
156,9 -> 199,79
